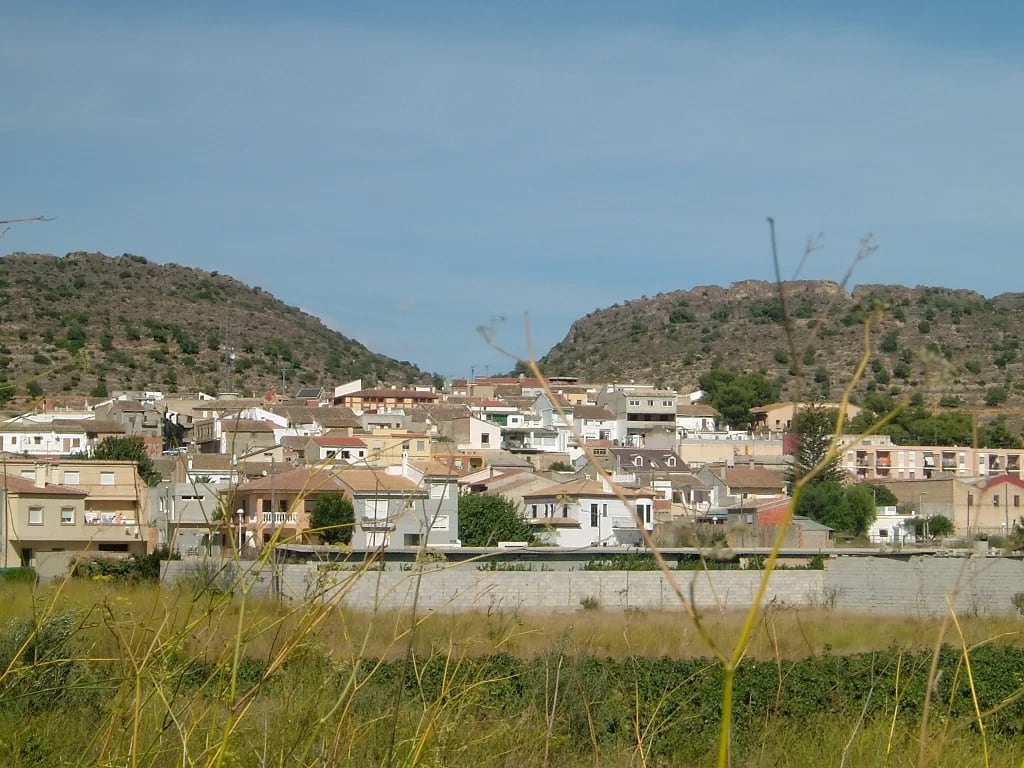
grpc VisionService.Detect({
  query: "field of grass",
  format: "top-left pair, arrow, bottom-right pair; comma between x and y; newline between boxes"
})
1,577 -> 1023,767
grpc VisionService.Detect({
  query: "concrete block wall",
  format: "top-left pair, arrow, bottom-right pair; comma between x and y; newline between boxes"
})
282,565 -> 825,613
161,556 -> 1024,616
826,556 -> 1024,616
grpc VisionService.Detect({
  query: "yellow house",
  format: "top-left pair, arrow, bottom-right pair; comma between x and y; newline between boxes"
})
360,430 -> 432,467
1,466 -> 147,580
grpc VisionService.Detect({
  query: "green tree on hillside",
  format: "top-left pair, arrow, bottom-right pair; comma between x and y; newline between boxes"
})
458,494 -> 535,547
698,368 -> 781,429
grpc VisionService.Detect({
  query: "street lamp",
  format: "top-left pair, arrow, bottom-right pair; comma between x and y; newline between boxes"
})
236,508 -> 244,553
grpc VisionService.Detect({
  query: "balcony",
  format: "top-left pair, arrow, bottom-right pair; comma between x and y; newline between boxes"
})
360,516 -> 396,532
260,513 -> 298,526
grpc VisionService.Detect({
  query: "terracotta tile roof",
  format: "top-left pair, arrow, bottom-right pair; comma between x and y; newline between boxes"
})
221,419 -> 275,432
1,474 -> 88,496
408,404 -> 473,422
335,469 -> 424,494
2,421 -> 91,433
522,478 -> 649,500
314,436 -> 367,448
80,419 -> 127,433
609,448 -> 687,471
573,405 -> 616,420
349,389 -> 439,399
409,459 -> 463,477
186,454 -> 238,470
712,465 -> 786,490
235,468 -> 347,494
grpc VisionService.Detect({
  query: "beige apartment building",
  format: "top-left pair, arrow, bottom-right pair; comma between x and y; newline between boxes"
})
883,474 -> 1024,538
1,459 -> 149,579
844,437 -> 1024,482
360,430 -> 432,466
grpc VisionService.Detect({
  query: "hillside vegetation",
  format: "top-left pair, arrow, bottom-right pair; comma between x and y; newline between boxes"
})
0,251 -> 431,404
541,280 -> 1024,410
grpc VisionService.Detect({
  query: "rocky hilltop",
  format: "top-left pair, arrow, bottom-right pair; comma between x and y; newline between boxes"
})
540,280 -> 1023,409
0,251 -> 430,405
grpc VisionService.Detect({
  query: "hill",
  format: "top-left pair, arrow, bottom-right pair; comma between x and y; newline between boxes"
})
539,280 -> 1024,410
0,251 -> 432,404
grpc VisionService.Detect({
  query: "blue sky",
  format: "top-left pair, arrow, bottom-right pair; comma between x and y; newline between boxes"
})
3,2 -> 1022,379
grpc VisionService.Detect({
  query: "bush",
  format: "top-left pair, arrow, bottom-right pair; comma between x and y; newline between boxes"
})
0,567 -> 37,584
73,546 -> 176,583
985,386 -> 1008,407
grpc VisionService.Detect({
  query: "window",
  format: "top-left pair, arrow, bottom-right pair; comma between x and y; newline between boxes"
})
1015,495 -> 1021,508
590,503 -> 598,527
430,482 -> 447,499
629,399 -> 640,407
404,533 -> 421,547
416,440 -> 425,451
993,495 -> 1000,507
602,503 -> 608,517
647,399 -> 654,406
879,529 -> 889,538
481,433 -> 490,445
20,470 -> 33,480
633,457 -> 643,467
72,438 -> 81,448
63,471 -> 80,485
33,436 -> 42,445
531,504 -> 538,517
666,457 -> 676,467
100,471 -> 115,486
28,507 -> 43,525
61,507 -> 74,525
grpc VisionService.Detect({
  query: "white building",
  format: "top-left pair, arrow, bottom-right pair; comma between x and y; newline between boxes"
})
520,477 -> 655,548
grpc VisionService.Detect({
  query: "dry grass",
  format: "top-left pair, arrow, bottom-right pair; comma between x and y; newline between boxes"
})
6,581 -> 1022,663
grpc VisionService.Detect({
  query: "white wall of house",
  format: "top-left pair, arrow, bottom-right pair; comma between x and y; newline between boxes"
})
459,417 -> 502,451
525,494 -> 655,548
868,509 -> 917,545
0,428 -> 88,456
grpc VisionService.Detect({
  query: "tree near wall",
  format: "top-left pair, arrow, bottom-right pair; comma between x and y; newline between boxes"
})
794,481 -> 876,536
82,436 -> 162,487
458,493 -> 535,547
308,493 -> 354,545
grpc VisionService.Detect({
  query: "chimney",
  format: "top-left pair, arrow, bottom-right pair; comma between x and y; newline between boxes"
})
34,463 -> 46,489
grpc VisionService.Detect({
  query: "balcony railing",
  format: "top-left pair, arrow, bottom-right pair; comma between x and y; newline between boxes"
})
84,513 -> 138,526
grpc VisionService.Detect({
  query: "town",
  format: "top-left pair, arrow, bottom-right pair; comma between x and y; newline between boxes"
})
4,373 -> 1022,582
